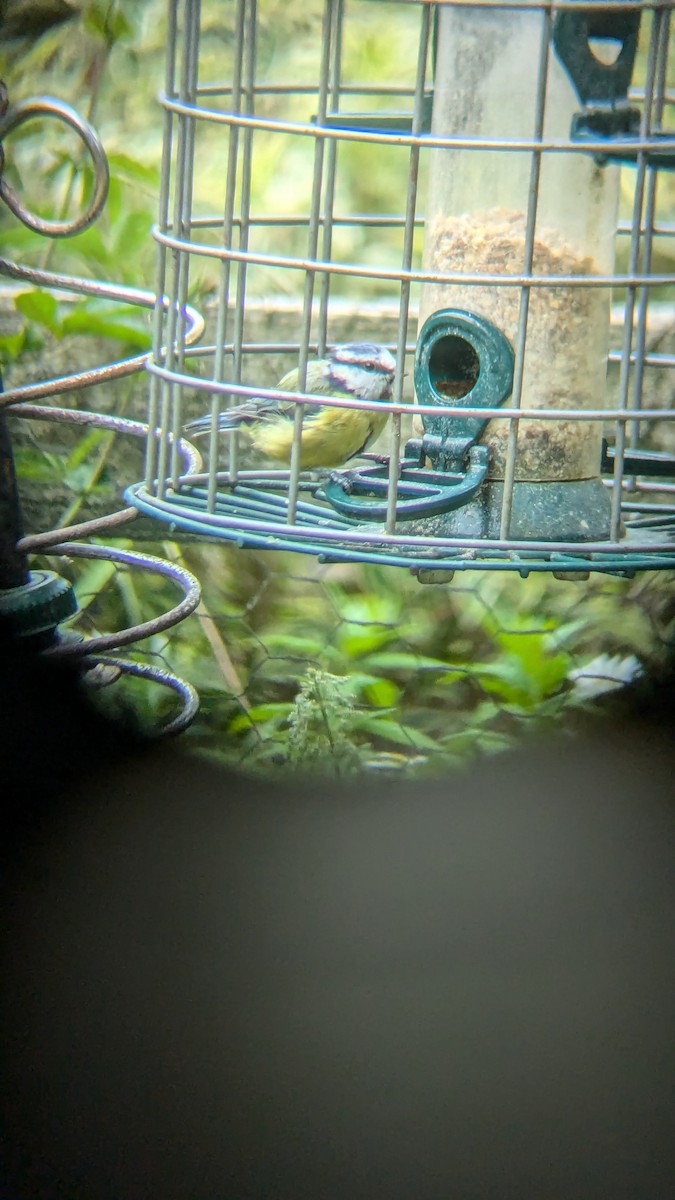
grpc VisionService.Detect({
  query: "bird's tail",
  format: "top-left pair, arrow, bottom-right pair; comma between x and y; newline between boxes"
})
184,411 -> 243,439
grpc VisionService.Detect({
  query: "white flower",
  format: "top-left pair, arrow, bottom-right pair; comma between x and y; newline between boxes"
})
568,653 -> 643,699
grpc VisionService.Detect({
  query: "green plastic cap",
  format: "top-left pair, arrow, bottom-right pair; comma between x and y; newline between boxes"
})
0,570 -> 78,637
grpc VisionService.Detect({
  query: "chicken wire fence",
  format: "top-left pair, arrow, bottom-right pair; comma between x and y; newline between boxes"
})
123,0 -> 675,579
43,544 -> 672,774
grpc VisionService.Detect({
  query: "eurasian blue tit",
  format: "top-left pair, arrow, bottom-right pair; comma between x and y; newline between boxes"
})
184,342 -> 396,469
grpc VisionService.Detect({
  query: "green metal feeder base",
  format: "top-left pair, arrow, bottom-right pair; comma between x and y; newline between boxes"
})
125,477 -> 675,577
396,477 -> 612,543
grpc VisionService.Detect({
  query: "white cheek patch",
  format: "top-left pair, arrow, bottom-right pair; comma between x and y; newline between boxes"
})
327,364 -> 357,395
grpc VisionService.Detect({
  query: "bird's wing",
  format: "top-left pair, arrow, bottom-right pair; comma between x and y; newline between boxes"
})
226,397 -> 296,425
186,364 -> 333,436
254,365 -> 336,424
226,365 -> 331,425
185,400 -> 278,435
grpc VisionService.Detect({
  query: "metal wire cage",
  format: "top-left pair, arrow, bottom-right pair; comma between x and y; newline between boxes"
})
0,84 -> 202,735
126,0 -> 675,578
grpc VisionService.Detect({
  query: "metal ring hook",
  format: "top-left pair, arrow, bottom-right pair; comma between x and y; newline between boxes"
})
0,95 -> 109,238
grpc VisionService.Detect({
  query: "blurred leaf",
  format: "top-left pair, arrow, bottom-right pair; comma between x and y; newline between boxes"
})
13,446 -> 65,481
0,330 -> 26,364
546,618 -> 590,650
60,301 -> 151,348
354,715 -> 441,752
365,651 -> 456,672
73,557 -> 118,611
109,211 -> 152,262
228,703 -> 292,734
63,462 -> 105,491
64,427 -> 108,471
336,623 -> 398,658
15,290 -> 61,336
362,677 -> 400,707
468,647 -> 569,708
115,570 -> 143,628
0,223 -> 49,255
260,632 -> 325,657
22,324 -> 46,352
466,699 -> 501,725
83,0 -> 133,43
106,152 -> 160,189
57,224 -> 114,272
102,173 -> 124,227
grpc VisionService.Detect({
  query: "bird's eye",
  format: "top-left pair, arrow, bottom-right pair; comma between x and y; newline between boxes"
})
363,360 -> 376,371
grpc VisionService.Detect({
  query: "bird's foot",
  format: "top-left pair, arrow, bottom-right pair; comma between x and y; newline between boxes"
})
359,452 -> 390,466
327,468 -> 355,494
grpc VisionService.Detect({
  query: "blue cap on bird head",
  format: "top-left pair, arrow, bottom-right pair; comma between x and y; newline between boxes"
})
330,343 -> 396,373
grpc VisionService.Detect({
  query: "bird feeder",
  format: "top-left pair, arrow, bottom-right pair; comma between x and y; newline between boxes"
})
124,0 -> 675,579
413,6 -> 625,541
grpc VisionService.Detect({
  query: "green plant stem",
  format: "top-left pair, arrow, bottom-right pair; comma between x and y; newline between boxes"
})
162,541 -> 251,712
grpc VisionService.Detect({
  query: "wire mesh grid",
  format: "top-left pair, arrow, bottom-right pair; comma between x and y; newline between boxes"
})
135,543 -> 672,774
126,0 -> 675,577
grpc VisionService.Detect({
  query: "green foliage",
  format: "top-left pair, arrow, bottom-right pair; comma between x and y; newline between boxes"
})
15,290 -> 61,334
6,290 -> 151,360
158,551 -> 667,777
0,3 -> 157,394
14,427 -> 110,494
0,326 -> 34,370
82,0 -> 135,44
286,669 -> 364,775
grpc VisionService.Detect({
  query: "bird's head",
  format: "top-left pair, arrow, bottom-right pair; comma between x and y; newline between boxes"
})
327,342 -> 397,402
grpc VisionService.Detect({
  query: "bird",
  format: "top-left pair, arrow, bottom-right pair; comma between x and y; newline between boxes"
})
184,342 -> 397,470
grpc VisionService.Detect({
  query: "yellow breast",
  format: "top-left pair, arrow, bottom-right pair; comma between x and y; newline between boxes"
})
250,406 -> 388,469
